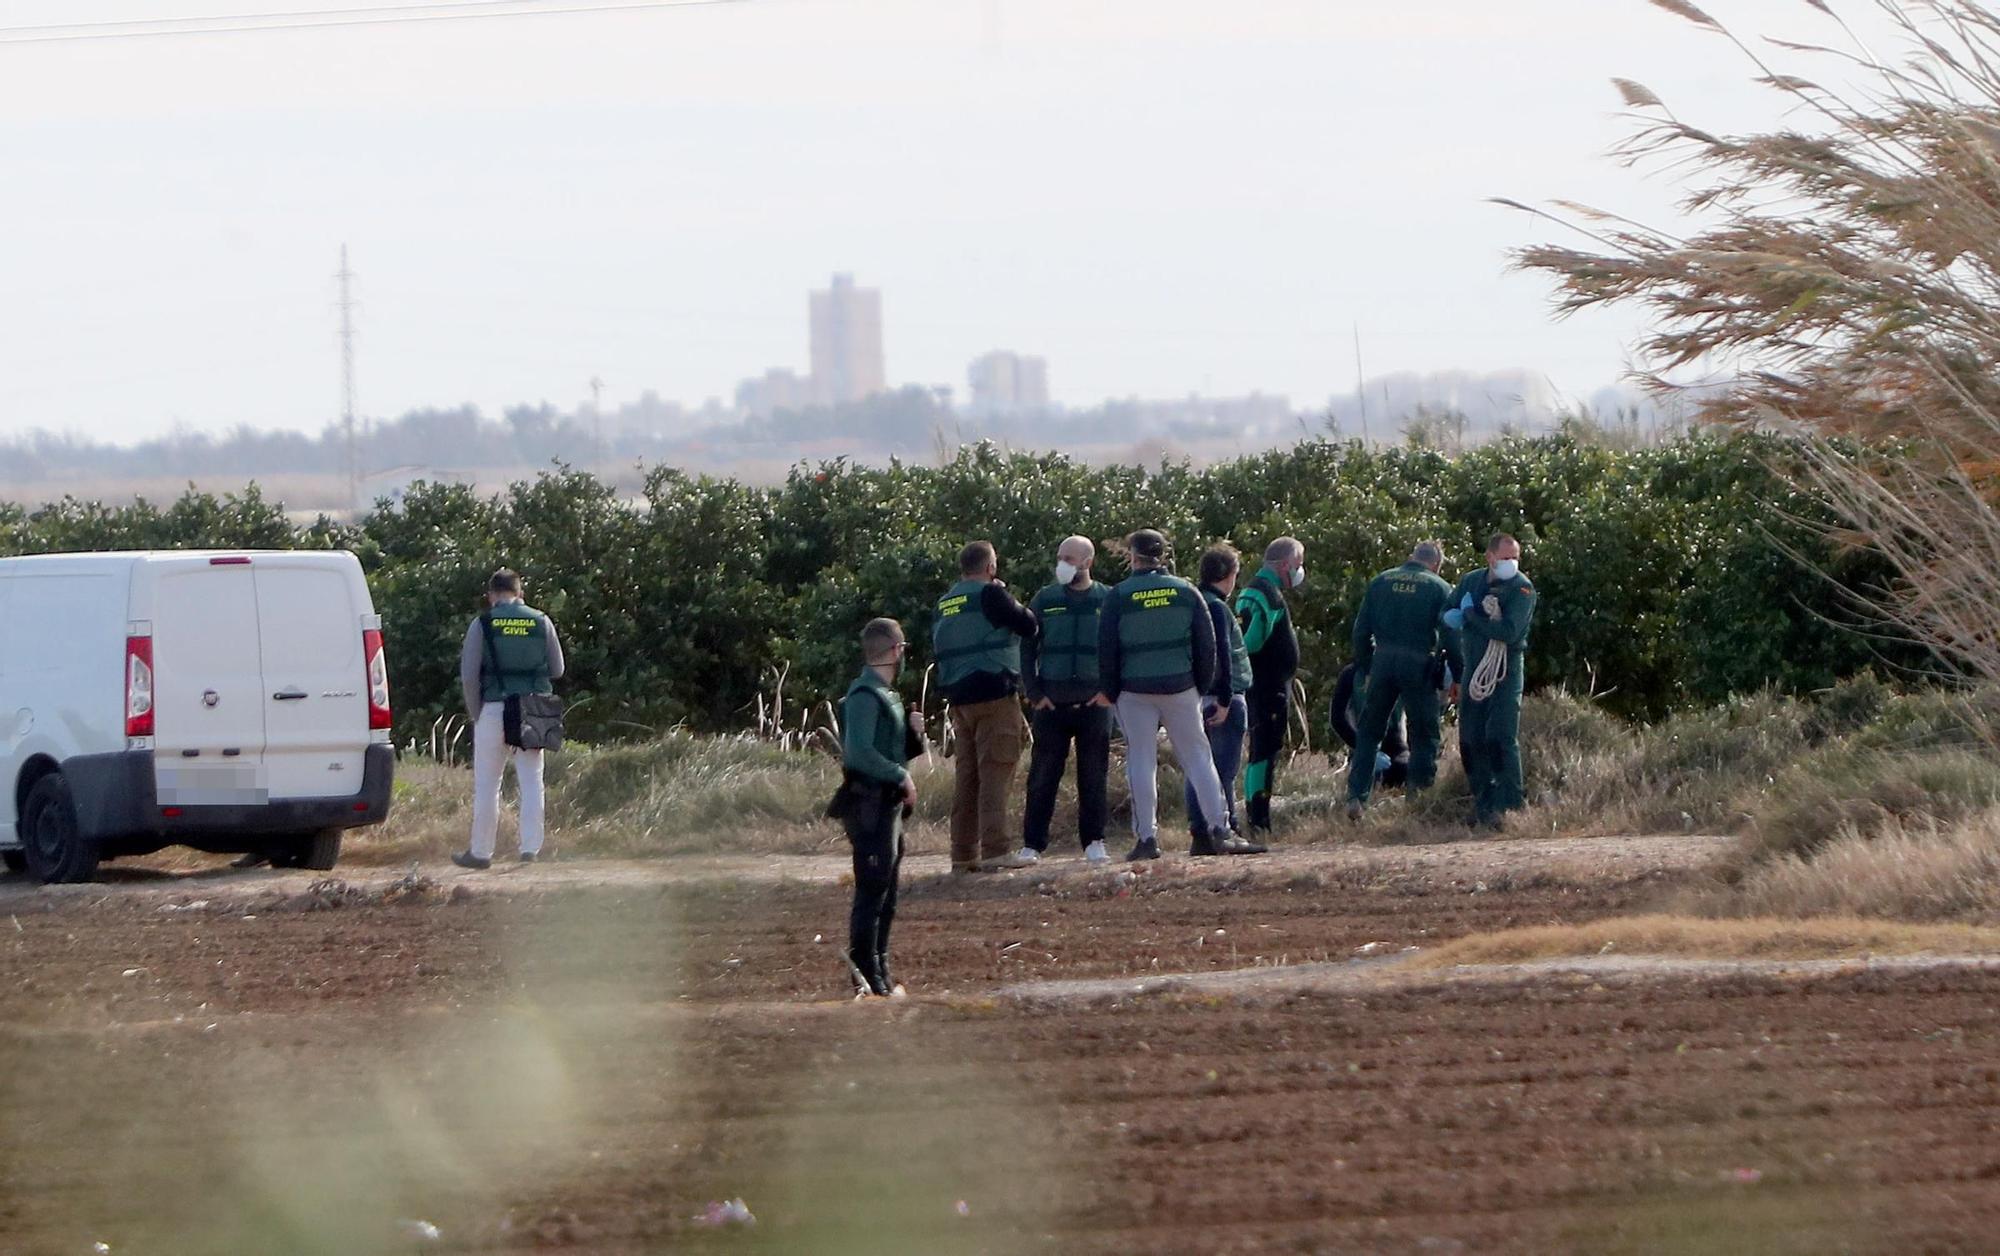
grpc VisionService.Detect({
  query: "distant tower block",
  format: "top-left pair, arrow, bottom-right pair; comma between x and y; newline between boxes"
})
809,273 -> 886,407
968,350 -> 1050,418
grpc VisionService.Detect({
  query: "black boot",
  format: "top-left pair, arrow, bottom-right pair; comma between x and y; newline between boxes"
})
877,952 -> 903,996
1190,827 -> 1222,857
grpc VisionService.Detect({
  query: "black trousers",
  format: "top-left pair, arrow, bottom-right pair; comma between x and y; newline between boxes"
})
1243,682 -> 1290,832
844,784 -> 904,991
1021,702 -> 1112,852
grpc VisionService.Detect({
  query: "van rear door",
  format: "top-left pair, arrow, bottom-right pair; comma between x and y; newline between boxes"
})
151,557 -> 268,804
252,556 -> 369,800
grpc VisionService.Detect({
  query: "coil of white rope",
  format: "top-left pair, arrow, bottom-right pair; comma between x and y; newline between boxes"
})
1468,638 -> 1509,703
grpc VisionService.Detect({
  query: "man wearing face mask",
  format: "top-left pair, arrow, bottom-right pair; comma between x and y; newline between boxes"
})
1442,532 -> 1538,829
933,541 -> 1041,873
1236,536 -> 1306,838
1013,536 -> 1116,867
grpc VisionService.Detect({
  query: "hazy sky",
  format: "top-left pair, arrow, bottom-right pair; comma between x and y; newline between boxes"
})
0,1 -> 1855,441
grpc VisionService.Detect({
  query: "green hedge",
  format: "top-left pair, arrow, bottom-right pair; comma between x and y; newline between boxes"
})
0,432 -> 1914,743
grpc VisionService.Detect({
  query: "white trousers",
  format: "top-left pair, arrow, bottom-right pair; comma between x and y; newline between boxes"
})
471,703 -> 545,859
1117,689 -> 1229,842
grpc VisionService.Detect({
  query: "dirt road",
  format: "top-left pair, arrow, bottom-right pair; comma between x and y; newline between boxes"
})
4,835 -> 1997,1254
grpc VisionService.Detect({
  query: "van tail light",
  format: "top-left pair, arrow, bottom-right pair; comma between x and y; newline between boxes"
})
126,635 -> 155,738
363,628 -> 392,730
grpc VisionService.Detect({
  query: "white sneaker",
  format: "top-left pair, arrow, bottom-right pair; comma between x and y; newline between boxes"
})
989,848 -> 1039,870
1083,840 -> 1110,866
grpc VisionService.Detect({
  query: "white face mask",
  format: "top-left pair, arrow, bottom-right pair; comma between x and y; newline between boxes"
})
1054,560 -> 1079,586
1492,558 -> 1520,582
1289,564 -> 1306,589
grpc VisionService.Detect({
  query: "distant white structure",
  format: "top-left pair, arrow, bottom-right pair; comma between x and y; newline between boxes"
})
967,351 -> 1051,418
809,273 -> 886,407
735,368 -> 814,419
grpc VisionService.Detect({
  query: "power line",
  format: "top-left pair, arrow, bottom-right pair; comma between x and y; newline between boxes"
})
0,0 -> 750,45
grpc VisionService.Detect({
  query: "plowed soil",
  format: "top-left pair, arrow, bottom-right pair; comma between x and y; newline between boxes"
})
3,842 -> 1998,1255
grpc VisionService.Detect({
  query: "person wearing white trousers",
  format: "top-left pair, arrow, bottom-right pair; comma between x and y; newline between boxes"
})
470,702 -> 546,863
1115,689 -> 1231,848
1098,528 -> 1264,860
453,568 -> 565,870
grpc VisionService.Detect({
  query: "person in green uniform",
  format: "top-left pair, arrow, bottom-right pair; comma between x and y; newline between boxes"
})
1098,529 -> 1253,860
1343,541 -> 1453,818
931,541 -> 1040,873
1013,535 -> 1116,867
1235,537 -> 1306,836
1443,533 -> 1538,829
451,568 -> 566,871
835,617 -> 926,998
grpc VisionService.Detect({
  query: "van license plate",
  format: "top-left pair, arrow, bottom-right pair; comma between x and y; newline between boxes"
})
157,766 -> 270,806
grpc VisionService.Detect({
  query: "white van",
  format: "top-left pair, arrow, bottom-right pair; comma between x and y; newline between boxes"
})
0,550 -> 395,883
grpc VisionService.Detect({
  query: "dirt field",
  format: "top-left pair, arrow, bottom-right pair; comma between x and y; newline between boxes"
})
4,838 -> 2000,1255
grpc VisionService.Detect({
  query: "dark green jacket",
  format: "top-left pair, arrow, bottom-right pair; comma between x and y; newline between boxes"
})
1023,581 -> 1111,705
841,668 -> 913,786
1098,569 -> 1217,698
1352,561 -> 1454,682
1444,568 -> 1538,691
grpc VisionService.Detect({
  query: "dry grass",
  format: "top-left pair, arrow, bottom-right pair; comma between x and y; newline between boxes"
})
1408,912 -> 2000,969
1685,809 -> 2000,924
336,678 -> 2000,871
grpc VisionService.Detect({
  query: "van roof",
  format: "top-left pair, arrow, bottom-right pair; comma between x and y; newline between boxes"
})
0,550 -> 358,569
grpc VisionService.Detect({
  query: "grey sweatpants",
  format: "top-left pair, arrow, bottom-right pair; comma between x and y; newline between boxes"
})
1117,689 -> 1230,843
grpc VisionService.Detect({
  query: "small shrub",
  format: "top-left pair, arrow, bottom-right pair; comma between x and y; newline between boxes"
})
1748,748 -> 2000,862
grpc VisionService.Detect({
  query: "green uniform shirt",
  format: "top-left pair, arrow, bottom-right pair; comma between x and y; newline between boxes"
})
1352,561 -> 1454,682
1444,568 -> 1537,691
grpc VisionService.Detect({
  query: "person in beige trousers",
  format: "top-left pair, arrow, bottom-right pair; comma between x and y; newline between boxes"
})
931,540 -> 1041,873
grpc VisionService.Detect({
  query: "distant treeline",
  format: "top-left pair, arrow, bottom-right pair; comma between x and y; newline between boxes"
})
0,388 -> 1401,484
0,432 -> 1916,746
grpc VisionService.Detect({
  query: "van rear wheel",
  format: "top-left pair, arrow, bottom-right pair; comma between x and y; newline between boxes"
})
271,829 -> 342,872
303,829 -> 341,872
22,775 -> 98,884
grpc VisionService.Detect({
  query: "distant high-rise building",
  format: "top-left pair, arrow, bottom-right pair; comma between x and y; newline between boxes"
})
735,367 -> 814,419
967,350 -> 1051,418
809,273 -> 886,407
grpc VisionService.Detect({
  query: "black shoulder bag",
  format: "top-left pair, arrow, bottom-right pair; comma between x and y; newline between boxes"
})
480,611 -> 566,751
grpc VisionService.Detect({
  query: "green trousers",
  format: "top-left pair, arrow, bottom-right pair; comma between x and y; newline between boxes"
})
1346,659 -> 1442,803
1459,677 -> 1524,821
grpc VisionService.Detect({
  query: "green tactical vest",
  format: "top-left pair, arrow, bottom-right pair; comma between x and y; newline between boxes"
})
932,578 -> 1021,686
1205,585 -> 1254,693
1115,571 -> 1199,683
844,670 -> 908,775
1029,582 -> 1109,687
480,604 -> 553,702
